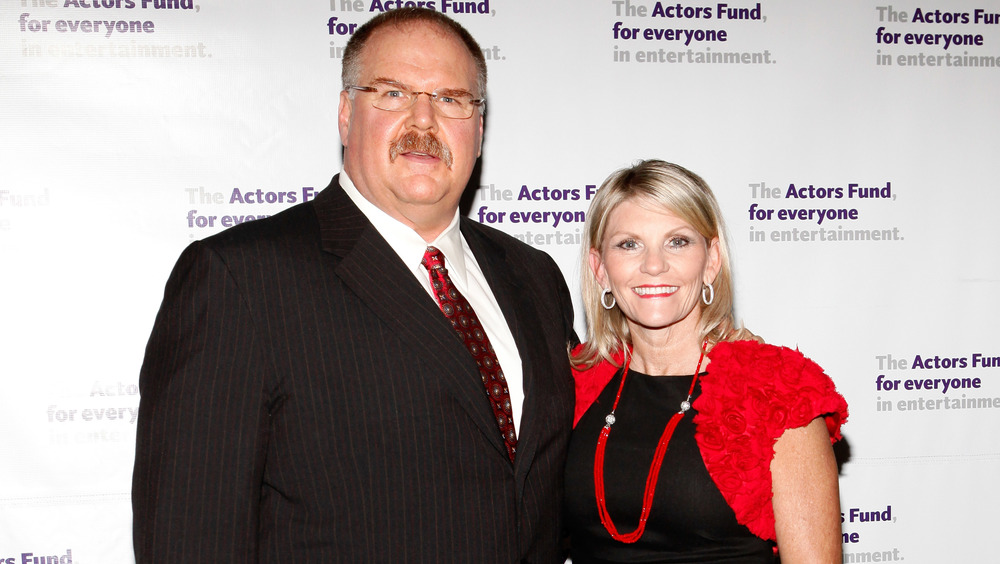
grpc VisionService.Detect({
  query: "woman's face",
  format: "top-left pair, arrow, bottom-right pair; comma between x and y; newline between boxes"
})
591,197 -> 720,338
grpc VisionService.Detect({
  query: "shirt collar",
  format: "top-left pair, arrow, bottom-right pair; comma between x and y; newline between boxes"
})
339,171 -> 468,286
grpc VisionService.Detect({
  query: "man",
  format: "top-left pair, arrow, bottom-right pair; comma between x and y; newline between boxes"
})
132,8 -> 576,563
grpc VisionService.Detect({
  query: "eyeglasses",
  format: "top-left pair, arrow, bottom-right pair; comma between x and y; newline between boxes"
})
346,82 -> 485,119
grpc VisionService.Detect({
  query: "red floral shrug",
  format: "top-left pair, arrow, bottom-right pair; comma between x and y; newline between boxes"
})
571,339 -> 849,542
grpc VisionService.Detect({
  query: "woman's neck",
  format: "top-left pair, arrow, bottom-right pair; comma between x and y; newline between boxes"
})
629,328 -> 707,376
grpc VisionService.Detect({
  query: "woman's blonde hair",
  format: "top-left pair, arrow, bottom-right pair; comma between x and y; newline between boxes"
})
573,159 -> 758,369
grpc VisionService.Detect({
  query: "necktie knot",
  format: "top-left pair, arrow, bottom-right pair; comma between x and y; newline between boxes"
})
422,246 -> 446,272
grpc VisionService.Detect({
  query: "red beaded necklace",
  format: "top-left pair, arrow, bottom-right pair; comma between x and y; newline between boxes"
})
593,340 -> 708,543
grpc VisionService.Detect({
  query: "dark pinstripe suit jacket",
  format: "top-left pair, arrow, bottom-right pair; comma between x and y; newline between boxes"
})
132,177 -> 577,563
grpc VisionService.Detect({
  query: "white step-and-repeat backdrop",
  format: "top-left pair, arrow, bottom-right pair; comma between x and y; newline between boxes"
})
3,1 -> 998,562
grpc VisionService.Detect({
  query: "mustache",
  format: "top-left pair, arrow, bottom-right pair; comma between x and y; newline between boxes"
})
388,131 -> 453,167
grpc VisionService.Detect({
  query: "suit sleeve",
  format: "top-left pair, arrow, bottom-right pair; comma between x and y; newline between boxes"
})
557,264 -> 579,350
132,241 -> 270,563
541,249 -> 578,350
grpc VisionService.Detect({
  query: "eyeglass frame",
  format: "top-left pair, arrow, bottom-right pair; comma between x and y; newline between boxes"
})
345,82 -> 486,119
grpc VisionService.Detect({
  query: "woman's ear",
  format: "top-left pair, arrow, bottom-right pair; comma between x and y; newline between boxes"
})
589,248 -> 607,288
705,237 -> 722,285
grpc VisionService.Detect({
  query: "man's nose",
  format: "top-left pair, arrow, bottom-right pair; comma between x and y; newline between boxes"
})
407,92 -> 438,129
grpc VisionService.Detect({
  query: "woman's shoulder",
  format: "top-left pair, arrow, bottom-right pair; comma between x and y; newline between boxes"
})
702,339 -> 848,439
570,344 -> 625,427
709,339 -> 811,366
709,340 -> 834,390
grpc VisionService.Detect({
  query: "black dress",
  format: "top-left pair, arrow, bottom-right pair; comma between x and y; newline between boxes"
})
565,367 -> 776,563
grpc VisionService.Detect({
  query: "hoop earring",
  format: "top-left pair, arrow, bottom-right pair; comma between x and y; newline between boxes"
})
702,282 -> 715,306
601,289 -> 616,310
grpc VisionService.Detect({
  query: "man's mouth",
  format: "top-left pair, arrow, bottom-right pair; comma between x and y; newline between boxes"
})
389,132 -> 452,167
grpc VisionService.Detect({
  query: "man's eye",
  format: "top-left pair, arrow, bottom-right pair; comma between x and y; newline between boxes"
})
383,90 -> 406,99
436,95 -> 458,105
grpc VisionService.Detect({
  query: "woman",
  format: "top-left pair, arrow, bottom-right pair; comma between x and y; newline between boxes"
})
566,160 -> 848,563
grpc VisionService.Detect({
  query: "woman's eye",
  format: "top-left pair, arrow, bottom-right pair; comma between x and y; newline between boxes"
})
668,237 -> 690,248
616,239 -> 638,250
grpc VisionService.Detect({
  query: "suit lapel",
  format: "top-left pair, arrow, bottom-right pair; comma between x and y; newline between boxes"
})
461,221 -> 562,481
312,178 -> 507,457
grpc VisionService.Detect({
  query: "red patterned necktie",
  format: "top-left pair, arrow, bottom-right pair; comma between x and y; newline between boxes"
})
422,246 -> 517,462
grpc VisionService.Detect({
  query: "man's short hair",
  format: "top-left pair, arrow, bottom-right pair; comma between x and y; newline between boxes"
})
341,8 -> 488,99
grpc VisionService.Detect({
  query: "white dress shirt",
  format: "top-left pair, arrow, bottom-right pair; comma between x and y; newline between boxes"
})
339,172 -> 525,432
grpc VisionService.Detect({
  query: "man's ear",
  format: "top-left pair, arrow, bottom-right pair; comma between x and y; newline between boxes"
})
338,90 -> 353,144
476,112 -> 484,157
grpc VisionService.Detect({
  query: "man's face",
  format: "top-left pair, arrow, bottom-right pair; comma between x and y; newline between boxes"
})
338,22 -> 483,238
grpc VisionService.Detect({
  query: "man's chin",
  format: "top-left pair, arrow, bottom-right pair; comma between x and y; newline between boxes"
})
393,177 -> 455,203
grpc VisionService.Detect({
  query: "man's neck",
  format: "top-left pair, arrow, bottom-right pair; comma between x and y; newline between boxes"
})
338,170 -> 460,243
